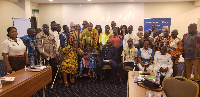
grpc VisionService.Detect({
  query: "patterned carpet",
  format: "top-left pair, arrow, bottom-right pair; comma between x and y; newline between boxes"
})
0,60 -> 186,97
34,77 -> 127,97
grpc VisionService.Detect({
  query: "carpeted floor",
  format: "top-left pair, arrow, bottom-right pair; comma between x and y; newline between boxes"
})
0,60 -> 186,97
34,77 -> 127,97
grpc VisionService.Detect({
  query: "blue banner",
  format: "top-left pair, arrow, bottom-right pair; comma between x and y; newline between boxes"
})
144,18 -> 171,33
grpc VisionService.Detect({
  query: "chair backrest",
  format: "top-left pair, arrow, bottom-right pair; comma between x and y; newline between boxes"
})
162,76 -> 199,97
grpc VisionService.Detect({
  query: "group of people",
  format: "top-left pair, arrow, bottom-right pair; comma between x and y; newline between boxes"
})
2,20 -> 200,87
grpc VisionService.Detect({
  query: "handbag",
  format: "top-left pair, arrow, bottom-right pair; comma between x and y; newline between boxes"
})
137,78 -> 163,92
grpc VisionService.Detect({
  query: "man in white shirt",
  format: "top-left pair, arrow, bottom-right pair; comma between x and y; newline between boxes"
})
50,21 -> 60,51
123,25 -> 139,49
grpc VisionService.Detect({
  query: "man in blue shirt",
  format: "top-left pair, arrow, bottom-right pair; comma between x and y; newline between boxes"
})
96,39 -> 119,82
20,28 -> 37,62
60,25 -> 70,48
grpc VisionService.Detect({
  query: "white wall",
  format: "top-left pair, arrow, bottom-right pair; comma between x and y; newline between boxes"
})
144,2 -> 200,62
62,3 -> 144,33
39,4 -> 62,28
1,1 -> 200,61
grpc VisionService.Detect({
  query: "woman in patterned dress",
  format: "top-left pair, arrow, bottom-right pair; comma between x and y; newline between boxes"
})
59,40 -> 84,87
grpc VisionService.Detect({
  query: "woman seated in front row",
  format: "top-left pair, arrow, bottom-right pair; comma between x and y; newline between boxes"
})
137,39 -> 154,72
59,40 -> 84,87
79,43 -> 99,77
153,46 -> 173,78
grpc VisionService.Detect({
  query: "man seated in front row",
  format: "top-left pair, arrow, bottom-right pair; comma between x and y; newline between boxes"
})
153,46 -> 173,78
137,39 -> 154,72
96,39 -> 118,81
121,38 -> 139,70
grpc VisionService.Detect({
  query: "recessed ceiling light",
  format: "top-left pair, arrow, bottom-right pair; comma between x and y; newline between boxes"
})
80,5 -> 82,7
49,0 -> 53,2
88,0 -> 91,1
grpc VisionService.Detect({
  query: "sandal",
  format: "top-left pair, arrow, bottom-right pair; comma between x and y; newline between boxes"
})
78,72 -> 83,77
64,82 -> 69,87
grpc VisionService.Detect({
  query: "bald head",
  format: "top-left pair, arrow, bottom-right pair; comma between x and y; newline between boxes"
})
188,23 -> 197,35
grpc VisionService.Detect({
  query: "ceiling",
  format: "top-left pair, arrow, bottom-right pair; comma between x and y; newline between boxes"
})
30,0 -> 196,3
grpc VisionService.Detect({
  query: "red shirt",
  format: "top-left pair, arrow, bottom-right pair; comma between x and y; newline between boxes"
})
109,35 -> 122,48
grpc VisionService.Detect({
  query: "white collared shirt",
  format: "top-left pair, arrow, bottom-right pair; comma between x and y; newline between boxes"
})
2,38 -> 26,56
123,33 -> 139,48
50,30 -> 60,50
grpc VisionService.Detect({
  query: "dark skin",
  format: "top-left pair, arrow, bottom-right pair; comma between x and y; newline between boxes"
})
82,21 -> 88,29
59,41 -> 84,85
3,28 -> 29,73
144,30 -> 150,39
36,28 -> 42,35
75,24 -> 81,31
63,25 -> 69,33
127,26 -> 133,34
71,26 -> 75,32
188,23 -> 197,35
111,21 -> 116,30
151,24 -> 157,31
122,26 -> 126,33
51,22 -> 57,32
138,27 -> 143,31
138,41 -> 153,67
57,24 -> 61,33
153,29 -> 159,38
171,29 -> 178,40
96,25 -> 101,32
159,47 -> 169,73
27,28 -> 36,37
122,39 -> 137,64
163,29 -> 169,38
88,24 -> 93,32
43,24 -> 50,36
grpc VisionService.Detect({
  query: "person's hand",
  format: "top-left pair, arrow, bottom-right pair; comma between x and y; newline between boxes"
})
146,63 -> 150,67
26,60 -> 29,65
109,60 -> 112,64
159,67 -> 165,73
141,62 -> 145,67
72,47 -> 77,51
84,56 -> 89,60
165,67 -> 169,72
7,65 -> 12,73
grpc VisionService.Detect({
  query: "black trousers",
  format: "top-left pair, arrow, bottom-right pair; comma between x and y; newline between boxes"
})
118,62 -> 139,77
45,58 -> 59,80
96,60 -> 118,77
124,62 -> 139,71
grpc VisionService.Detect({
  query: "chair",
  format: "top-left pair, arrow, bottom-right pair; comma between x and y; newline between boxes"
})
162,76 -> 199,97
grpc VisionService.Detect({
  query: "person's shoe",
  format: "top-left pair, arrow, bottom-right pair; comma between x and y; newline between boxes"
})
64,82 -> 69,87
